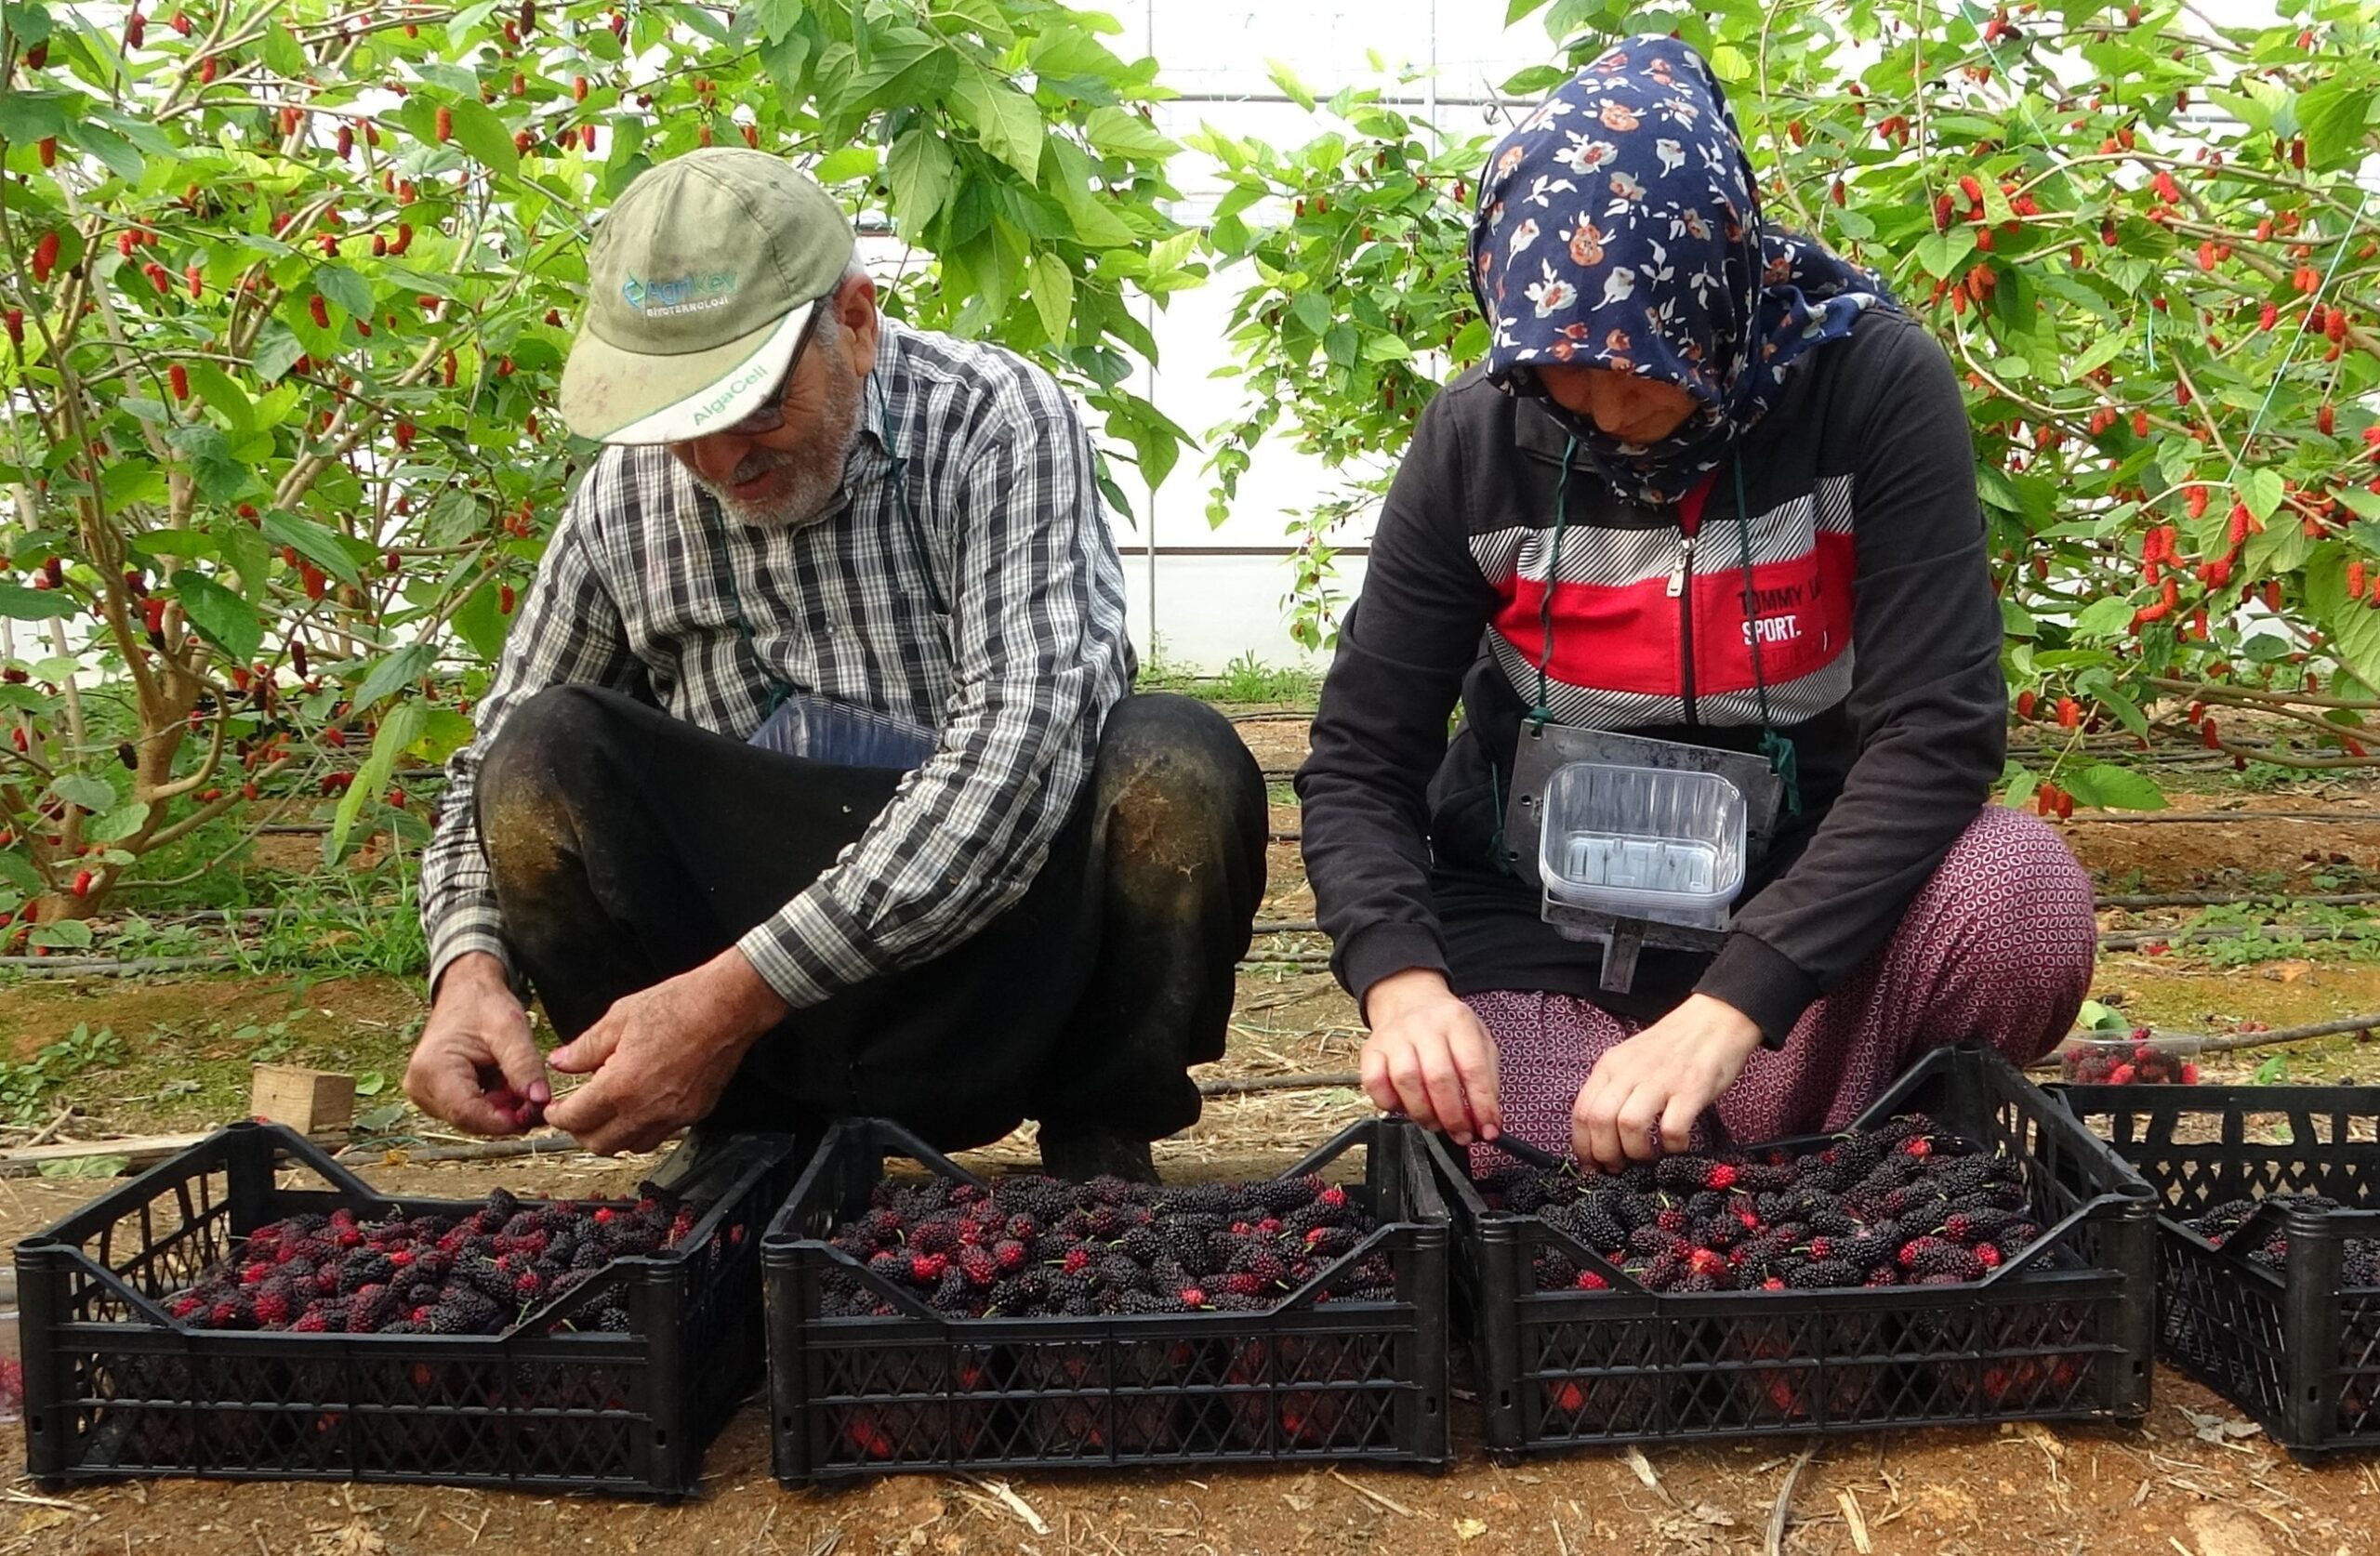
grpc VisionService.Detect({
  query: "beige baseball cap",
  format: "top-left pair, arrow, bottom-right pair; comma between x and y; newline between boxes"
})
558,150 -> 857,444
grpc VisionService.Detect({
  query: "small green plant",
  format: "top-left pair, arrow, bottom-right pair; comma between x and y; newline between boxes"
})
1212,651 -> 1318,705
0,1022 -> 126,1125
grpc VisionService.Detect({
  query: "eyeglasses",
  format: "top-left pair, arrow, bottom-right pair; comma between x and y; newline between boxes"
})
718,304 -> 825,438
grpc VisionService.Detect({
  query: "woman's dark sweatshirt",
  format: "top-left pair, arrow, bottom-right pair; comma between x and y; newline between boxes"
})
1295,309 -> 2008,1044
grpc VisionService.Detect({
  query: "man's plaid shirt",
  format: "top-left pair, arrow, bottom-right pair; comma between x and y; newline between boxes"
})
419,318 -> 1135,1009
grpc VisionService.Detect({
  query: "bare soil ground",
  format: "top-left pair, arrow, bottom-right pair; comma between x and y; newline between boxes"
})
9,719 -> 2380,1554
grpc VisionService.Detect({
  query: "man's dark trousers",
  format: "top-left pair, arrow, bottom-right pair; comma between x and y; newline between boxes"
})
471,684 -> 1267,1152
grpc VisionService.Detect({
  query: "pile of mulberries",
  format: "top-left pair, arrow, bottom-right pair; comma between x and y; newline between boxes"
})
2061,1030 -> 2199,1085
164,1188 -> 710,1336
818,1171 -> 1390,1319
1501,1113 -> 2047,1293
2185,1194 -> 2380,1285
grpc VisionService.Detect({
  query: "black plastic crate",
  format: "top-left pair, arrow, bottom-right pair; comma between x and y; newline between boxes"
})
762,1117 -> 1450,1480
1430,1044 -> 2157,1457
14,1122 -> 799,1497
2055,1082 -> 2380,1457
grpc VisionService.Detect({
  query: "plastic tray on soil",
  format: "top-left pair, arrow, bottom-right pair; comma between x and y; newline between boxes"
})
761,1117 -> 1451,1481
14,1122 -> 800,1497
1430,1044 -> 2158,1458
2054,1082 -> 2380,1457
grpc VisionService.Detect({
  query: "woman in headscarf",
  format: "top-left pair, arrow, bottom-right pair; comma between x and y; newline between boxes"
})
1297,36 -> 2095,1170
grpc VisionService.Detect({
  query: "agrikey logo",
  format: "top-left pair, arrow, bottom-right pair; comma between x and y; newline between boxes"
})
621,270 -> 737,318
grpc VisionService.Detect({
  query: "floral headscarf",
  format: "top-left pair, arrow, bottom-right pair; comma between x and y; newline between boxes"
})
1469,35 -> 1898,507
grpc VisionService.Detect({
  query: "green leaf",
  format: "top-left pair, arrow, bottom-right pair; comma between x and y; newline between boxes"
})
165,424 -> 248,505
445,99 -> 520,179
2076,998 -> 2129,1033
1029,250 -> 1074,345
1264,58 -> 1316,112
1501,64 -> 1570,97
1913,229 -> 1977,279
2245,517 -> 2314,579
2241,467 -> 2286,525
2068,596 -> 2136,640
0,91 -> 70,145
85,801 -> 152,845
260,511 -> 364,588
51,774 -> 116,813
813,145 -> 879,183
449,578 -> 511,662
760,25 -> 813,103
326,698 -> 425,865
349,640 -> 438,714
312,263 -> 375,322
1082,105 -> 1175,161
0,849 -> 40,895
2058,762 -> 2166,812
37,1154 -> 130,1178
2308,547 -> 2380,692
182,361 -> 255,434
0,583 -> 66,621
67,121 -> 142,183
2,5 -> 56,47
2069,332 -> 2128,379
886,127 -> 957,232
170,569 -> 262,662
952,67 -> 1044,181
2298,80 -> 2376,169
251,324 -> 305,384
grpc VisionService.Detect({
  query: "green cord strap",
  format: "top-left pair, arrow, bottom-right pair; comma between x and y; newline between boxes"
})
1530,433 -> 1580,729
1733,457 -> 1801,817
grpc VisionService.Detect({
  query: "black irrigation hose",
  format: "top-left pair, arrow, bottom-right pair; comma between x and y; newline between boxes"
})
2098,891 -> 2380,909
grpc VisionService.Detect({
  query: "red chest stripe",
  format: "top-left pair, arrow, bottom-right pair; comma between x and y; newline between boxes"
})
1490,533 -> 1856,697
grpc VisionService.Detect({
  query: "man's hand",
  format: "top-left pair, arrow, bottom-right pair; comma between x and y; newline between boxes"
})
542,948 -> 790,1156
1572,993 -> 1763,1170
1358,968 -> 1501,1146
405,952 -> 549,1136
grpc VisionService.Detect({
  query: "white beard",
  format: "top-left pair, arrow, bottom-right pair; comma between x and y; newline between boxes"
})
693,349 -> 866,531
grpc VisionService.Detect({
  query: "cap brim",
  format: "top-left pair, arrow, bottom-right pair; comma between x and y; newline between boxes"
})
557,301 -> 815,445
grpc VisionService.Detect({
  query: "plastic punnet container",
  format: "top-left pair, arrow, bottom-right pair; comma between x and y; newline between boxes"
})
2059,1031 -> 2202,1086
1538,763 -> 1747,929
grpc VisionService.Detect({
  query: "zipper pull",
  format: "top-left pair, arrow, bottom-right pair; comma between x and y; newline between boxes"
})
1667,534 -> 1696,599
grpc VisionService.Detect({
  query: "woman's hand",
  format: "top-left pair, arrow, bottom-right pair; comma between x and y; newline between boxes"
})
1358,968 -> 1501,1145
1572,994 -> 1763,1170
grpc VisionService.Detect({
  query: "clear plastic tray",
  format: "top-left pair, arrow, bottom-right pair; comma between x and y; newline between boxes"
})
1537,762 -> 1746,929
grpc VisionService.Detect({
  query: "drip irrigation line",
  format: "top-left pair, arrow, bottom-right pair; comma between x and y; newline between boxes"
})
0,954 -> 244,978
2060,811 -> 2380,824
1198,1071 -> 1360,1097
2029,1009 -> 2380,1068
2098,890 -> 2380,909
2096,923 -> 2379,952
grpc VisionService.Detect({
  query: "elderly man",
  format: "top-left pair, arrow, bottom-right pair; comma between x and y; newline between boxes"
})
407,150 -> 1265,1180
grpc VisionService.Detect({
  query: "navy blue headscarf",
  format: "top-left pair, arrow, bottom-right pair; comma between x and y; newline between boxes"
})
1470,36 -> 1898,507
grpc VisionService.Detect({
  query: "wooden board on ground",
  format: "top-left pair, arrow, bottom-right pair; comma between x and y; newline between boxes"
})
248,1064 -> 356,1133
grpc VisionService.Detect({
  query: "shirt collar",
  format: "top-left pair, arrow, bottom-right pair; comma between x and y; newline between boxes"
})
854,315 -> 906,457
